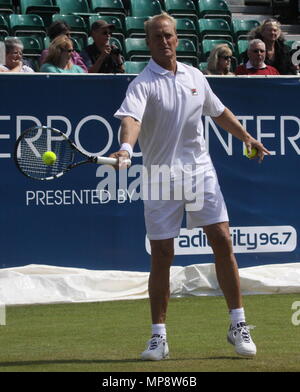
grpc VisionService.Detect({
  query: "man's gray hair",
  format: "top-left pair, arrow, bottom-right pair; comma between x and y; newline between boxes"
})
248,39 -> 265,49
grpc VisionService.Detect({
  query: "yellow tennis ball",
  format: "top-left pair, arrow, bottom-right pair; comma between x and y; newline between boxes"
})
42,151 -> 57,165
244,147 -> 258,159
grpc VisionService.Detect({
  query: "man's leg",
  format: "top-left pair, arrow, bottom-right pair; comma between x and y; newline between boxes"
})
149,238 -> 174,324
141,238 -> 174,361
203,221 -> 241,310
203,221 -> 256,357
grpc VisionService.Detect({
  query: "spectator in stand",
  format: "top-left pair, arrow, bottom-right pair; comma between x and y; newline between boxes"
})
39,20 -> 87,72
235,39 -> 280,75
40,35 -> 85,73
203,44 -> 235,75
0,38 -> 34,72
80,20 -> 124,73
245,19 -> 298,75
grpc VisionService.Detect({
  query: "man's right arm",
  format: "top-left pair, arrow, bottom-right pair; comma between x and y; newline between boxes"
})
110,116 -> 141,165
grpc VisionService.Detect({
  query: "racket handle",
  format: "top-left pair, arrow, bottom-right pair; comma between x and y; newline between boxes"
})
95,156 -> 131,167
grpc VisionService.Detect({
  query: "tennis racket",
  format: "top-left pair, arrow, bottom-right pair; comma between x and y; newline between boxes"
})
14,126 -> 131,181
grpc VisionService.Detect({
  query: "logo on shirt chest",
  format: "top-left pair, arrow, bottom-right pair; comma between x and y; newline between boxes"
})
191,88 -> 198,96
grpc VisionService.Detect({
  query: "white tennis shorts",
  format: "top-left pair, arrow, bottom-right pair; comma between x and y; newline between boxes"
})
144,169 -> 229,240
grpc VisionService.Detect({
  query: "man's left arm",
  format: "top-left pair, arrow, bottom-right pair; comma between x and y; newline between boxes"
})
212,107 -> 271,162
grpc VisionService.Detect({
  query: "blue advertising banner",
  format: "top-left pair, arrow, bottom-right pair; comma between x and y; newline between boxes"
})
0,74 -> 299,271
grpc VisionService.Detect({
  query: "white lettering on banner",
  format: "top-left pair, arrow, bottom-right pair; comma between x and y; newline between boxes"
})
47,116 -> 72,138
1,114 -> 300,159
25,188 -> 138,206
74,115 -> 113,156
26,189 -> 112,206
0,302 -> 6,326
16,116 -> 41,140
256,116 -> 276,155
291,301 -> 300,326
280,116 -> 300,155
205,116 -> 233,154
0,116 -> 10,158
291,41 -> 300,67
145,226 -> 297,255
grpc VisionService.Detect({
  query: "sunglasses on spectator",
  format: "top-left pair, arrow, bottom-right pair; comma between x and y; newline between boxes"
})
252,49 -> 265,53
219,55 -> 232,60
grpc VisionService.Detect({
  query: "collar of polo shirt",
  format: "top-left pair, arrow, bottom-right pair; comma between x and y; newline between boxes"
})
148,58 -> 186,75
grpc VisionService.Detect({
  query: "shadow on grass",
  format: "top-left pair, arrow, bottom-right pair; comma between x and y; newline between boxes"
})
0,356 -> 250,368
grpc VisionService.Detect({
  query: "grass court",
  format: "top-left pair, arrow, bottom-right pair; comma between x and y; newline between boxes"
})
0,294 -> 299,372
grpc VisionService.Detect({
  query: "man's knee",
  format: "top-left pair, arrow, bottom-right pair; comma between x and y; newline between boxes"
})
204,222 -> 233,252
150,238 -> 174,262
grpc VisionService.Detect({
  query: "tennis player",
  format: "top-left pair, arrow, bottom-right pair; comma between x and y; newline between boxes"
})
112,13 -> 270,360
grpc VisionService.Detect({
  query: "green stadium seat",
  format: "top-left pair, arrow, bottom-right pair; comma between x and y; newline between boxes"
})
90,0 -> 126,17
20,0 -> 60,26
0,14 -> 10,39
199,61 -> 208,71
176,38 -> 198,66
124,37 -> 150,61
237,39 -> 249,62
130,0 -> 162,17
201,38 -> 235,61
71,36 -> 84,52
52,14 -> 88,33
175,18 -> 199,51
231,19 -> 260,41
43,35 -> 50,48
164,0 -> 198,21
0,0 -> 14,15
9,14 -> 46,38
124,60 -> 148,73
164,0 -> 197,16
55,0 -> 90,13
198,18 -> 233,42
125,16 -> 149,38
198,0 -> 231,23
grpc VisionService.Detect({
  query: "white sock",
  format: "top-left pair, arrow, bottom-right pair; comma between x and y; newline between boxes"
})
230,308 -> 246,327
152,323 -> 166,337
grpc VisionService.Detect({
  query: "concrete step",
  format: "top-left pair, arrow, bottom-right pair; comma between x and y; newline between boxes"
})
284,34 -> 300,41
245,0 -> 271,4
226,0 -> 246,4
229,5 -> 273,13
281,24 -> 300,33
231,13 -> 273,21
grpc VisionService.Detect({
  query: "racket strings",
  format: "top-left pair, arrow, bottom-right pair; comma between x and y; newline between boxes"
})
16,127 -> 75,180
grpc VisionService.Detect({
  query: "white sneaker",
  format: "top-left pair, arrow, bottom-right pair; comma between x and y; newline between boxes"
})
141,334 -> 169,361
227,322 -> 257,357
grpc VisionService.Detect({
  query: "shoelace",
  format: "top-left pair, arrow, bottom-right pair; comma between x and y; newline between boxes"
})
149,334 -> 163,350
236,323 -> 255,343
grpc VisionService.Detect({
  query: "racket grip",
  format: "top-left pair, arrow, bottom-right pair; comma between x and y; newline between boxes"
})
95,156 -> 131,167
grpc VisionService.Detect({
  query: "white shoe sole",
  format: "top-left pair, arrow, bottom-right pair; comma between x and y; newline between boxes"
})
227,336 -> 256,357
141,352 -> 169,361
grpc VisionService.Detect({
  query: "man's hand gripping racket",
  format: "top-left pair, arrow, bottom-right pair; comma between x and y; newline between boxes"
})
14,126 -> 131,181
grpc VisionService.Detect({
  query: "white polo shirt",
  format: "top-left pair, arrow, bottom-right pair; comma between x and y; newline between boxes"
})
114,59 -> 225,177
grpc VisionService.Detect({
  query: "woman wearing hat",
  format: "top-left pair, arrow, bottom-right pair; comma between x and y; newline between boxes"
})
81,20 -> 124,73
